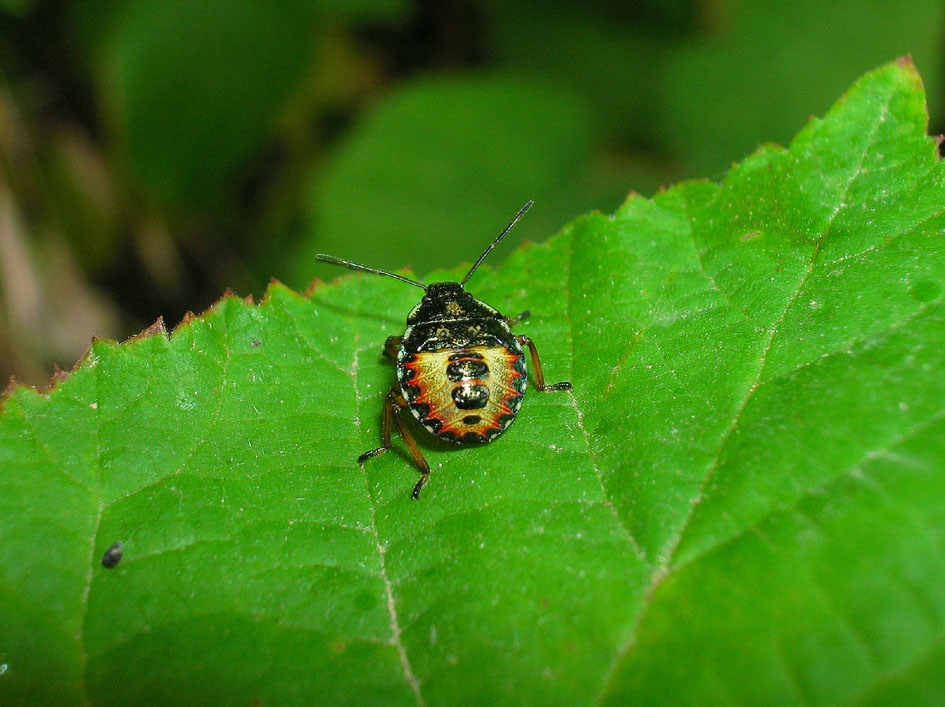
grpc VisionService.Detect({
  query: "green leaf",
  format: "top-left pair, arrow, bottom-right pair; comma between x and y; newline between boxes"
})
2,59 -> 944,704
89,0 -> 343,208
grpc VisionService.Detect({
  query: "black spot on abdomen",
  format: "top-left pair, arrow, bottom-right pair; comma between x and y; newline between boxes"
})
462,415 -> 482,425
452,383 -> 489,410
448,351 -> 484,361
447,359 -> 489,382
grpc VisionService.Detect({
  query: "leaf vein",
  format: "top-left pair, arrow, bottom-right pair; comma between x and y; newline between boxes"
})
771,632 -> 815,706
669,405 -> 945,581
562,235 -> 646,562
755,299 -> 941,390
16,404 -> 93,493
843,634 -> 945,706
595,90 -> 896,704
822,199 -> 945,270
77,349 -> 104,707
351,299 -> 425,706
103,331 -> 236,512
685,200 -> 767,332
667,88 -> 895,568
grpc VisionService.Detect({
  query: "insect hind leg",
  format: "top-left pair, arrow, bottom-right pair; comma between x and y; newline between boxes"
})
357,386 -> 432,499
356,389 -> 393,465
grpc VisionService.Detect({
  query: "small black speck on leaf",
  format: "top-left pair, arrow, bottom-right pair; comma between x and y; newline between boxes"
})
101,542 -> 123,569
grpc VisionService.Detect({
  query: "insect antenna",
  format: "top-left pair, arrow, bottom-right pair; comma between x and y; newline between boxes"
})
460,200 -> 533,288
315,255 -> 427,290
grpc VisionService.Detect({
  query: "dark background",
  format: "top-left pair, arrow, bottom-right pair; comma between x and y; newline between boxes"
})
1,0 -> 942,387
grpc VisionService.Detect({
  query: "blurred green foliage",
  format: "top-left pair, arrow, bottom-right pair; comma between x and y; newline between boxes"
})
0,0 -> 942,386
295,74 -> 606,285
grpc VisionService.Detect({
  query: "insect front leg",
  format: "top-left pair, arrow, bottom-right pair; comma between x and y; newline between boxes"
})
383,336 -> 402,359
506,311 -> 530,326
515,335 -> 572,392
357,386 -> 433,500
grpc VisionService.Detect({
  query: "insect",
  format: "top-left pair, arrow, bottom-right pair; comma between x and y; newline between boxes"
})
101,541 -> 123,569
317,200 -> 571,499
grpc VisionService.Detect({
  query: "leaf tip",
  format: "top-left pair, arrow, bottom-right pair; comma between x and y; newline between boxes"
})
264,278 -> 303,303
0,373 -> 46,414
47,364 -> 71,393
892,54 -> 924,91
175,310 -> 197,331
896,54 -> 915,70
127,316 -> 167,343
617,188 -> 648,214
1,375 -> 19,405
305,277 -> 326,297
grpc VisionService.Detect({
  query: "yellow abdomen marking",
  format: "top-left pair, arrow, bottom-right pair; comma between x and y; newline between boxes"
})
400,345 -> 526,442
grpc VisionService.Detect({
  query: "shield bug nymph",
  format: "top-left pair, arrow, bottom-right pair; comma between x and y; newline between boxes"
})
317,200 -> 571,499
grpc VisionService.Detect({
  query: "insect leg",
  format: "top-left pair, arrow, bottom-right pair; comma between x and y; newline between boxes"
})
357,387 -> 396,466
506,310 -> 530,326
516,335 -> 572,392
386,406 -> 430,500
386,395 -> 432,499
357,387 -> 432,500
383,336 -> 402,359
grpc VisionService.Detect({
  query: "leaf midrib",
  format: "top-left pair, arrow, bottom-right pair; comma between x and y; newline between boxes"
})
350,286 -> 425,706
592,85 -> 898,704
